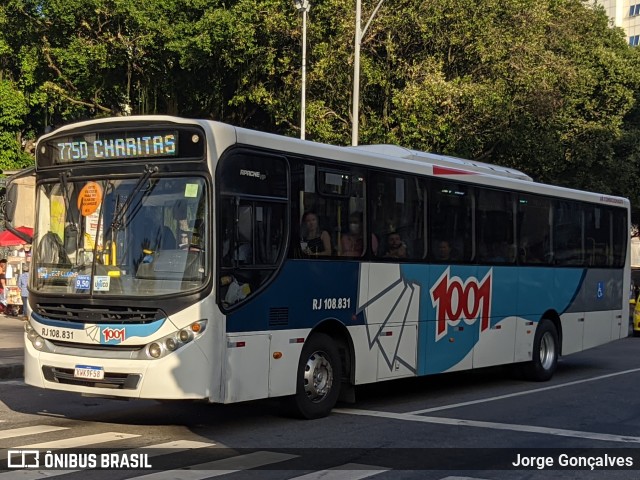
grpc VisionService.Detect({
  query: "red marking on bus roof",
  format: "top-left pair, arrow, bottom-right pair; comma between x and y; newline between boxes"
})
433,166 -> 474,176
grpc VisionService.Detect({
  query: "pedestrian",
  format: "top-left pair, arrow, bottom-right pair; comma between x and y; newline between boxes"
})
18,264 -> 29,320
0,259 -> 7,314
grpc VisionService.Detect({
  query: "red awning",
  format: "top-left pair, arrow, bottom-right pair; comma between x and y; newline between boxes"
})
0,226 -> 33,247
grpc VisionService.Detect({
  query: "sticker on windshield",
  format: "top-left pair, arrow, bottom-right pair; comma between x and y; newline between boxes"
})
93,276 -> 110,292
184,184 -> 198,198
77,181 -> 103,216
75,274 -> 91,290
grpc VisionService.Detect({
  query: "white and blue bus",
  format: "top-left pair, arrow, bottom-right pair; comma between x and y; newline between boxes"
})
14,116 -> 629,419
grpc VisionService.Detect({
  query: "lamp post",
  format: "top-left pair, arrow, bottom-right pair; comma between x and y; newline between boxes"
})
351,0 -> 385,146
294,0 -> 310,140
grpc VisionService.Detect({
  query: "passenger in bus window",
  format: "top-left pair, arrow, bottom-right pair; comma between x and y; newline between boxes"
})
0,259 -> 6,313
340,212 -> 378,256
488,241 -> 516,263
384,232 -> 407,259
520,238 -> 545,264
435,240 -> 452,261
300,211 -> 331,256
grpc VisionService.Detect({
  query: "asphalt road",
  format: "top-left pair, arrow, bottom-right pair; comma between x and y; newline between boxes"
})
1,335 -> 640,479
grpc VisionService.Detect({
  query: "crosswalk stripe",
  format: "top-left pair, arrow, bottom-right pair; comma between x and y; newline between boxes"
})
440,477 -> 489,480
16,431 -> 140,449
288,463 -> 388,480
0,432 -> 141,462
0,426 -> 69,441
127,451 -> 298,480
0,440 -> 214,480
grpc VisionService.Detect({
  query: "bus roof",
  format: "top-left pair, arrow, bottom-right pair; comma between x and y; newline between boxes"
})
234,124 -> 628,209
352,145 -> 533,181
36,115 -> 629,209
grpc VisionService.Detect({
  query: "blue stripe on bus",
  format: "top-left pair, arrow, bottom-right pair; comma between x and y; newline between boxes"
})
32,312 -> 167,344
226,260 -> 620,375
226,260 -> 363,333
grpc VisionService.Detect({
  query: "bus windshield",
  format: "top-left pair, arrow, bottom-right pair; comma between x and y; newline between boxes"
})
32,175 -> 209,297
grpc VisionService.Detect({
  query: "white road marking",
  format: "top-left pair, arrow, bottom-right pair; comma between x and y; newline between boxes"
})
408,366 -> 640,414
0,380 -> 26,387
0,431 -> 141,463
16,431 -> 140,449
0,440 -> 214,480
440,477 -> 489,480
334,408 -> 640,443
126,451 -> 298,480
288,463 -> 388,480
0,425 -> 69,440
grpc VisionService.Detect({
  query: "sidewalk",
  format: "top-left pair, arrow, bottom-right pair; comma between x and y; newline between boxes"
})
0,313 -> 25,380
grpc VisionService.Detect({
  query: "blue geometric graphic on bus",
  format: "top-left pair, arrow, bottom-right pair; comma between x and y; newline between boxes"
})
359,264 -> 586,375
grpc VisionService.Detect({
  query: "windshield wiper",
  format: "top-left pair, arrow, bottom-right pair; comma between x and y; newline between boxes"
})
109,164 -> 158,231
56,169 -> 84,265
58,170 -> 79,234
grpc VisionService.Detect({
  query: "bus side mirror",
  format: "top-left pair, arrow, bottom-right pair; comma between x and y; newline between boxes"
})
3,167 -> 35,227
4,183 -> 16,225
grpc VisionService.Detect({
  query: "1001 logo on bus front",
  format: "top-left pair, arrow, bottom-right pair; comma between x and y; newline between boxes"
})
429,268 -> 493,341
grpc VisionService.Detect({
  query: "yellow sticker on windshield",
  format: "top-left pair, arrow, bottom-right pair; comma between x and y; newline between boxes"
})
184,184 -> 198,198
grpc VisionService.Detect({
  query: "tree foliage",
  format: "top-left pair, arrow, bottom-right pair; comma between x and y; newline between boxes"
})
0,0 -> 639,219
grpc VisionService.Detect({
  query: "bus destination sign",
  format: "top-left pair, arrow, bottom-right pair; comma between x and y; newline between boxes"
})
47,131 -> 178,163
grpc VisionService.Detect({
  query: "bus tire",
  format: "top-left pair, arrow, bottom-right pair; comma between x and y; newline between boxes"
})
289,333 -> 342,420
522,319 -> 559,382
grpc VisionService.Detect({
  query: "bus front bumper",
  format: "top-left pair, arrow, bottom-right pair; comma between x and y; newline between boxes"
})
24,335 -> 215,401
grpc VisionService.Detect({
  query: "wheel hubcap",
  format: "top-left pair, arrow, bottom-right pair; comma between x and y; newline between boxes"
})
539,331 -> 556,370
303,350 -> 333,403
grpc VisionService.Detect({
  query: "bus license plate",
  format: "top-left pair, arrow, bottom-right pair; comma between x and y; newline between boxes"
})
74,365 -> 104,380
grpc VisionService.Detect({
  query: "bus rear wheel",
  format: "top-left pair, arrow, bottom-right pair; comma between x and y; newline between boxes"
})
522,319 -> 559,382
289,333 -> 342,420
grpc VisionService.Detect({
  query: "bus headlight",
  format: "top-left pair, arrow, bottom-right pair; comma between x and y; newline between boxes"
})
141,319 -> 207,360
33,337 -> 45,350
148,343 -> 162,358
178,329 -> 192,343
165,337 -> 178,351
24,322 -> 47,350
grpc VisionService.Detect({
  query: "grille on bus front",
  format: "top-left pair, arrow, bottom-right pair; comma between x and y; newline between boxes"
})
35,303 -> 164,324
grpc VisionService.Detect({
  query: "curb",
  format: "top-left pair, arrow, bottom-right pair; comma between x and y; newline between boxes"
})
0,363 -> 23,380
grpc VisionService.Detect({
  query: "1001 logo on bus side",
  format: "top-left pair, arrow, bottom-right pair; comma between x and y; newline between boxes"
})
429,268 -> 493,340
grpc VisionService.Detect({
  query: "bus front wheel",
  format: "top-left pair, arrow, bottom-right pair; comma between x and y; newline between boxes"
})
289,333 -> 342,420
522,319 -> 559,382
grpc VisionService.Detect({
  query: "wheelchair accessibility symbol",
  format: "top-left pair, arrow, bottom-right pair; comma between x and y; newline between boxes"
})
596,281 -> 604,300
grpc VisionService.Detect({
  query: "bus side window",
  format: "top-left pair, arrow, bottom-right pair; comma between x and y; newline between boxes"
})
370,172 -> 424,260
236,205 -> 253,264
219,198 -> 286,307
